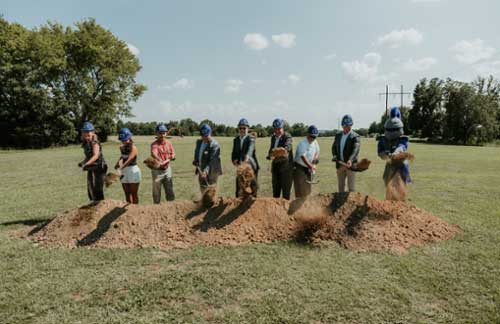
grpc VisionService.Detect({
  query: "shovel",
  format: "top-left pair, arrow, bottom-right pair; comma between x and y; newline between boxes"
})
306,170 -> 319,184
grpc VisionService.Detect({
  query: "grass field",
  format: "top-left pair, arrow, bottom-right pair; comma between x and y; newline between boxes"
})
1,136 -> 499,323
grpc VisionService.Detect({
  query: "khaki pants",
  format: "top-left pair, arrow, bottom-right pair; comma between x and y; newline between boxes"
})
152,167 -> 175,203
293,164 -> 311,198
337,166 -> 356,192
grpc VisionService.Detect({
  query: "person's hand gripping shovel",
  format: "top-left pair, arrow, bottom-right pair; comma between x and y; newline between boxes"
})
306,159 -> 320,185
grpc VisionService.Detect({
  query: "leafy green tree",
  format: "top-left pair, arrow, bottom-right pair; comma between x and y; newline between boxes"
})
409,78 -> 445,139
0,17 -> 146,147
443,79 -> 499,145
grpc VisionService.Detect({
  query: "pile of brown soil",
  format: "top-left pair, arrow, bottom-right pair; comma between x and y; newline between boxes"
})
236,163 -> 257,198
27,193 -> 460,253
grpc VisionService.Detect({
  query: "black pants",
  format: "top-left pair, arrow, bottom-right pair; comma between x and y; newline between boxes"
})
272,161 -> 292,200
87,167 -> 106,201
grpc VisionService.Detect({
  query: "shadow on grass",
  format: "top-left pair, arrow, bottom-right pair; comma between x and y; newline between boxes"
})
0,218 -> 52,236
0,218 -> 50,227
192,198 -> 255,232
77,205 -> 128,246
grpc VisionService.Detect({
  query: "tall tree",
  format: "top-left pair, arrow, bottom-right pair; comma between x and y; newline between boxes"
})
443,79 -> 499,145
409,78 -> 445,139
0,17 -> 146,147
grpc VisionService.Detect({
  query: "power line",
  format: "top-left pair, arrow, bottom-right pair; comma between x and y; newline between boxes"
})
378,85 -> 411,117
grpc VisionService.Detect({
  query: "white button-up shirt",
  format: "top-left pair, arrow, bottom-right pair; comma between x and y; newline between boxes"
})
294,138 -> 320,168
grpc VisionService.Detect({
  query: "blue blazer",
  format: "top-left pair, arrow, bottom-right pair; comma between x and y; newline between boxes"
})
193,138 -> 223,176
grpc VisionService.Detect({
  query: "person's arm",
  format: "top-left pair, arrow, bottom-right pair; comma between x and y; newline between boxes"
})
231,137 -> 239,165
332,135 -> 338,161
151,143 -> 161,161
301,154 -> 315,171
192,141 -> 200,166
283,134 -> 292,152
377,137 -> 389,160
83,143 -> 100,167
266,137 -> 273,160
313,142 -> 320,162
169,141 -> 176,161
347,135 -> 360,167
245,136 -> 256,162
120,145 -> 137,169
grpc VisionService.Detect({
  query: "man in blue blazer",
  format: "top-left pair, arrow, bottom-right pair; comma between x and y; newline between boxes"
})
332,115 -> 360,192
193,124 -> 222,192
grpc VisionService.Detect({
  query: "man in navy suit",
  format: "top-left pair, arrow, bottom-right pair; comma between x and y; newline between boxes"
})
332,115 -> 360,192
266,118 -> 293,200
193,124 -> 222,192
231,118 -> 259,197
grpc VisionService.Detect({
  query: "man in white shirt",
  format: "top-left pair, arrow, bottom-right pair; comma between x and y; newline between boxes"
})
332,115 -> 360,192
293,125 -> 320,198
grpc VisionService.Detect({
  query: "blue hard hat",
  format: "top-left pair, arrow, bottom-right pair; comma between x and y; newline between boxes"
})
81,121 -> 95,132
272,118 -> 284,128
390,107 -> 401,119
307,125 -> 319,137
341,115 -> 354,126
156,124 -> 168,133
200,124 -> 212,137
238,118 -> 249,127
118,128 -> 132,141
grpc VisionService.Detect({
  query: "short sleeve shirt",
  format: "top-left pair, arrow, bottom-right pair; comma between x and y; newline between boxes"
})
294,138 -> 320,168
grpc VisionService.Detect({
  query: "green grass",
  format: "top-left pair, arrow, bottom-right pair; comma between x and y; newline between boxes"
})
1,136 -> 499,323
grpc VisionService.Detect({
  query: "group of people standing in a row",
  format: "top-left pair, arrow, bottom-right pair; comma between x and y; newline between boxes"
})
79,107 -> 410,204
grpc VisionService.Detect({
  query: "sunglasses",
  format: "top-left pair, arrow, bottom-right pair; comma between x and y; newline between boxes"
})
239,127 -> 247,130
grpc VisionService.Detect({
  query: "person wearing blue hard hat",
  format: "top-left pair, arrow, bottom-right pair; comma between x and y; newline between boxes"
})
193,124 -> 222,201
113,128 -> 141,204
78,121 -> 108,202
293,125 -> 321,198
231,118 -> 259,197
332,114 -> 361,192
150,124 -> 176,203
377,107 -> 411,201
266,118 -> 294,200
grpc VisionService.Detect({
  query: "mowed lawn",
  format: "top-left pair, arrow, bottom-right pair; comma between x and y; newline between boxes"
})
0,136 -> 499,323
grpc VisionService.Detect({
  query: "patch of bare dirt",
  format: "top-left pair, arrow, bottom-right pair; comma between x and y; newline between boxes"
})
26,193 -> 460,253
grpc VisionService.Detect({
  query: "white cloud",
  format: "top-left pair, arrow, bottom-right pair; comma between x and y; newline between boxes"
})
127,43 -> 140,56
341,52 -> 382,82
158,78 -> 195,91
376,28 -> 423,48
324,53 -> 337,61
450,39 -> 495,64
243,33 -> 269,50
224,79 -> 244,93
288,74 -> 301,85
411,0 -> 441,2
272,33 -> 297,48
474,60 -> 500,77
402,57 -> 438,71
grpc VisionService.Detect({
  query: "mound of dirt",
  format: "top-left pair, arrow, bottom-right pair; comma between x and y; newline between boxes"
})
27,193 -> 460,253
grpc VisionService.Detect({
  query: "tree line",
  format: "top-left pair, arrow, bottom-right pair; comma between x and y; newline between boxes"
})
369,76 -> 500,145
117,119 -> 369,138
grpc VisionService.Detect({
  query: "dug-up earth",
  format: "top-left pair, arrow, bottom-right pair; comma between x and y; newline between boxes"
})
26,193 -> 460,254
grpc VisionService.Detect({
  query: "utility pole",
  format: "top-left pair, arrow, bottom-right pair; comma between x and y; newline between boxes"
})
378,85 -> 411,118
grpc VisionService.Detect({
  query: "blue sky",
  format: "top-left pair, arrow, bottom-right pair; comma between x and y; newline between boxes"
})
2,0 -> 500,128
